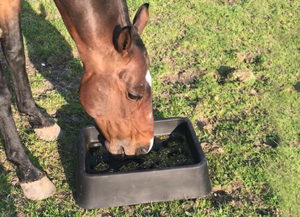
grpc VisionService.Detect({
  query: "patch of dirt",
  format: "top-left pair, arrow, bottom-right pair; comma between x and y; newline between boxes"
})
210,190 -> 234,207
122,205 -> 135,214
253,141 -> 277,150
142,208 -> 153,216
290,141 -> 300,147
160,70 -> 204,85
250,89 -> 258,95
210,182 -> 245,208
201,142 -> 224,154
217,65 -> 255,84
25,56 -> 38,77
232,69 -> 254,82
97,213 -> 114,217
196,118 -> 213,132
237,52 -> 258,64
16,213 -> 26,217
181,200 -> 195,212
159,91 -> 171,101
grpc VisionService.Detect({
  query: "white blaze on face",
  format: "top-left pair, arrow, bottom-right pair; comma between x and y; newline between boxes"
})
145,70 -> 152,87
147,137 -> 154,153
145,70 -> 153,153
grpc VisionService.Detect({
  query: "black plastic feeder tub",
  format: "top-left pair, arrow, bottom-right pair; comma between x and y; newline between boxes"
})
76,117 -> 211,209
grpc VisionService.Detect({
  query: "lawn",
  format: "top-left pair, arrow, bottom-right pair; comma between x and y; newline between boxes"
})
0,0 -> 299,216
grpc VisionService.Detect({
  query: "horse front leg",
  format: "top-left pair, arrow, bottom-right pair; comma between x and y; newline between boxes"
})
0,0 -> 60,141
0,63 -> 56,200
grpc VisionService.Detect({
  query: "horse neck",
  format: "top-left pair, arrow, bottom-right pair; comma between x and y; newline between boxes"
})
54,0 -> 130,65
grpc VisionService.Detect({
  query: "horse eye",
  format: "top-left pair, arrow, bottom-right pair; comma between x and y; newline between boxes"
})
127,92 -> 143,101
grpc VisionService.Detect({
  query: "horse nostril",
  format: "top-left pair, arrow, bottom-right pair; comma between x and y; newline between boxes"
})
135,146 -> 149,155
117,147 -> 125,155
110,147 -> 125,160
105,140 -> 125,156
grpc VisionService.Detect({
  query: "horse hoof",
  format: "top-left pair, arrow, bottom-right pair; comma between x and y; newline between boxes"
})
20,176 -> 56,200
34,123 -> 61,141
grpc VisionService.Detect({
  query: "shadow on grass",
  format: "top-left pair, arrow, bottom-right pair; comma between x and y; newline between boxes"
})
0,165 -> 16,216
217,65 -> 235,84
21,1 -> 91,203
294,81 -> 300,92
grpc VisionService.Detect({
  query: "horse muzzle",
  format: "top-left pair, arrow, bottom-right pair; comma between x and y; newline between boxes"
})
104,137 -> 154,156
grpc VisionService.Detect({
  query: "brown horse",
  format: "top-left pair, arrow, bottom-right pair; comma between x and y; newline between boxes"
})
0,0 -> 153,200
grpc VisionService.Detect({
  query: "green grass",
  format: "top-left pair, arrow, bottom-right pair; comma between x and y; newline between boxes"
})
0,0 -> 299,216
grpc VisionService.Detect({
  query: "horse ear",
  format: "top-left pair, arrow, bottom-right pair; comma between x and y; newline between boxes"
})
114,26 -> 132,56
133,3 -> 149,35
